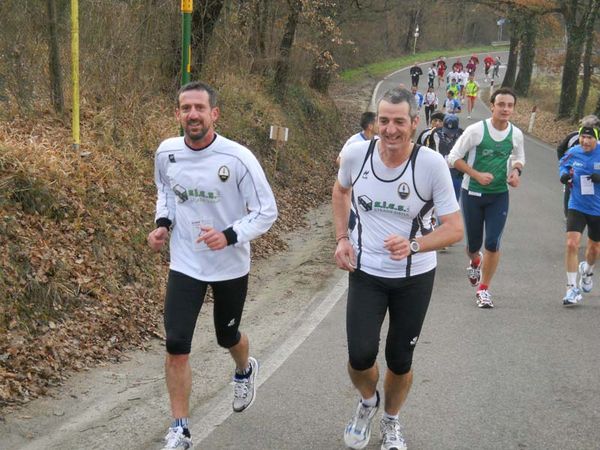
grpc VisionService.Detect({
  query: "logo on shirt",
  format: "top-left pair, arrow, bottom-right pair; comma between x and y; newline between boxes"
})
168,154 -> 176,163
171,184 -> 221,203
358,195 -> 373,211
362,170 -> 370,179
218,165 -> 230,182
374,200 -> 410,216
398,182 -> 410,200
173,184 -> 189,203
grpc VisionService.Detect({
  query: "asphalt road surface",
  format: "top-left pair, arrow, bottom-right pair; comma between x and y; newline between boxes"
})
194,52 -> 600,450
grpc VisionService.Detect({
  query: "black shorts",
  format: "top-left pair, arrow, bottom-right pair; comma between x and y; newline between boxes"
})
163,270 -> 248,354
346,268 -> 435,375
567,209 -> 600,242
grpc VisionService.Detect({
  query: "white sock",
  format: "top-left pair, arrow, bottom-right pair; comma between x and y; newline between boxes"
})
383,412 -> 399,421
586,263 -> 595,274
567,272 -> 577,286
361,393 -> 378,407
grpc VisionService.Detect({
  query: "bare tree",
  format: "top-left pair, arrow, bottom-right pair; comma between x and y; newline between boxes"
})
273,0 -> 303,97
557,0 -> 598,119
513,11 -> 538,96
192,0 -> 225,75
46,0 -> 64,114
576,0 -> 600,120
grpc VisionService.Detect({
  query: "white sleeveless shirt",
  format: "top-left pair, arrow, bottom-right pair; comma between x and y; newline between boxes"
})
338,140 -> 459,278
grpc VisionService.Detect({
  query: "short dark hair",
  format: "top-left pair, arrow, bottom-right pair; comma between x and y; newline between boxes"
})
378,88 -> 418,120
177,81 -> 218,108
360,111 -> 377,130
490,86 -> 517,105
430,111 -> 445,122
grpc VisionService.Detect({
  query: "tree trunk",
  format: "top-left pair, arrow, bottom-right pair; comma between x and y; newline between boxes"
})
576,1 -> 600,121
403,8 -> 420,53
309,51 -> 332,94
502,34 -> 519,87
513,15 -> 537,97
273,0 -> 302,98
556,0 -> 597,119
46,0 -> 64,114
249,0 -> 268,74
191,0 -> 224,75
594,87 -> 600,116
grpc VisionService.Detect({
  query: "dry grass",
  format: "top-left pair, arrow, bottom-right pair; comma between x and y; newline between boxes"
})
0,74 -> 344,407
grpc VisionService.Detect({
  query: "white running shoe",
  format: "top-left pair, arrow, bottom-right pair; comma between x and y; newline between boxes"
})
579,261 -> 593,293
476,289 -> 494,308
380,417 -> 407,450
344,391 -> 380,449
232,356 -> 259,412
563,286 -> 583,306
467,115 -> 471,119
162,426 -> 192,449
467,252 -> 482,287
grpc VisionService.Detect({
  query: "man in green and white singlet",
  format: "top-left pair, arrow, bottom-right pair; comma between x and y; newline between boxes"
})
447,87 -> 525,308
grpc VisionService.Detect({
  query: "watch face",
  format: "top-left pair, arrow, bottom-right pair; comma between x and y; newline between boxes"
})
410,240 -> 419,253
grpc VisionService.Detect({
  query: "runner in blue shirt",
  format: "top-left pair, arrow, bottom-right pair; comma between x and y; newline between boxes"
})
559,126 -> 600,305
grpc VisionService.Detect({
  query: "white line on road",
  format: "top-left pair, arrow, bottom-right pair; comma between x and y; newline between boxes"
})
192,273 -> 348,444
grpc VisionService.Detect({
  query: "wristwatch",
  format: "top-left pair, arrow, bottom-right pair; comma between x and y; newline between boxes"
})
409,238 -> 420,255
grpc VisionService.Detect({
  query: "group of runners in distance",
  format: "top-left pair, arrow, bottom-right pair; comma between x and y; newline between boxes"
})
409,54 -> 502,123
147,51 -> 598,450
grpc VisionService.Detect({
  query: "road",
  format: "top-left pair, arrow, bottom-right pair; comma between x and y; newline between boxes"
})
198,52 -> 600,450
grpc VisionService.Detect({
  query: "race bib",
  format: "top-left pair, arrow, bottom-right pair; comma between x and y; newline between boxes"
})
581,175 -> 594,196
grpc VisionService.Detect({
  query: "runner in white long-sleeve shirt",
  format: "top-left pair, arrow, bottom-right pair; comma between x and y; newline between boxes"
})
148,81 -> 277,450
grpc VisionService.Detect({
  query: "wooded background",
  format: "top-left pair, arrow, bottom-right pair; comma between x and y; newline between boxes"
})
1,1 -> 600,121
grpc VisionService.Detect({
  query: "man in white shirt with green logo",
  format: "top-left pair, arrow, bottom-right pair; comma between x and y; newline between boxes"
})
447,87 -> 525,308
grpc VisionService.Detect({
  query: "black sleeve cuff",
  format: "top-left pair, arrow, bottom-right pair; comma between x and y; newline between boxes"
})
156,217 -> 172,230
222,226 -> 238,246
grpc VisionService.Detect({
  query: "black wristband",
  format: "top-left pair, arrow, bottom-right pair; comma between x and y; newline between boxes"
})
222,226 -> 238,246
156,217 -> 172,230
513,167 -> 522,176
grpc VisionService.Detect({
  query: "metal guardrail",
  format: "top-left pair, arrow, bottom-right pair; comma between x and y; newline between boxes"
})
491,41 -> 510,47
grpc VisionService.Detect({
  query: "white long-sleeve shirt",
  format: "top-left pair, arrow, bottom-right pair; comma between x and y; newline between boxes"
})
154,135 -> 278,281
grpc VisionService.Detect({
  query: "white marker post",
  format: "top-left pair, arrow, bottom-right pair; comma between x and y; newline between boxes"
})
269,124 -> 289,173
528,105 -> 537,133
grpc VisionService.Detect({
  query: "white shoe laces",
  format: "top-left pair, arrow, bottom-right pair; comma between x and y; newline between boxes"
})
381,419 -> 404,444
233,378 -> 250,399
477,290 -> 492,305
164,427 -> 186,448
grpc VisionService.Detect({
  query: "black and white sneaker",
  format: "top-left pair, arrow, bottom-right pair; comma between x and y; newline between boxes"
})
476,289 -> 494,308
380,417 -> 407,450
344,391 -> 380,449
162,426 -> 192,449
579,261 -> 594,293
232,356 -> 259,412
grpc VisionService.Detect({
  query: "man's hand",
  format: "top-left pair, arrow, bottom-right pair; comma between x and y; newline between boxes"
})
334,238 -> 356,272
508,168 -> 520,188
588,173 -> 600,184
384,234 -> 411,261
560,172 -> 572,185
197,226 -> 227,251
475,171 -> 494,186
148,227 -> 169,252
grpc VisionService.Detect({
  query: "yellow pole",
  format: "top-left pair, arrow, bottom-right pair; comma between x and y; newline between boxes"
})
71,0 -> 80,150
